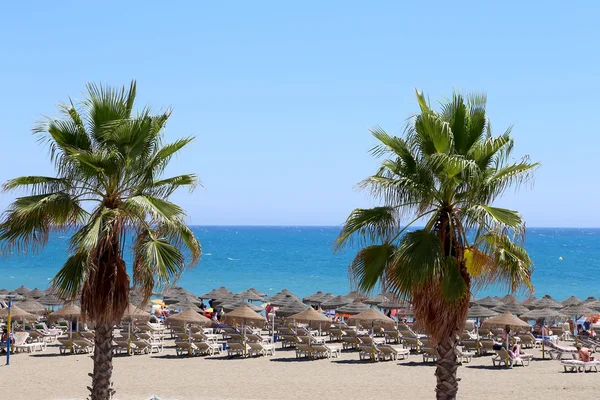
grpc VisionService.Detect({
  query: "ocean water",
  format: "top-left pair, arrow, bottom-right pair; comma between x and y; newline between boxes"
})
0,226 -> 599,300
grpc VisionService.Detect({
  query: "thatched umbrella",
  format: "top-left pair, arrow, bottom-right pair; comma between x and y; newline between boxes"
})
561,304 -> 596,337
529,295 -> 562,309
222,305 -> 266,328
522,295 -> 537,306
13,285 -> 31,295
171,299 -> 203,313
48,302 -> 82,349
267,294 -> 299,307
498,294 -> 519,304
482,312 -> 530,331
302,291 -> 326,305
0,288 -> 8,295
561,296 -> 582,307
265,289 -> 300,304
492,302 -> 530,316
198,286 -> 232,300
122,304 -> 151,321
25,288 -> 45,299
164,292 -> 201,306
213,294 -> 244,306
221,301 -> 263,313
279,289 -> 300,300
468,304 -> 499,319
585,300 -> 600,311
521,308 -> 565,358
347,308 -> 395,329
378,298 -> 409,310
345,291 -> 367,301
321,295 -> 352,310
247,287 -> 267,298
582,296 -> 597,304
237,290 -> 265,302
362,294 -> 389,306
476,296 -> 503,308
0,304 -> 35,320
336,300 -> 370,316
37,294 -> 64,308
276,299 -> 308,317
287,307 -> 330,325
15,299 -> 46,315
168,308 -> 212,326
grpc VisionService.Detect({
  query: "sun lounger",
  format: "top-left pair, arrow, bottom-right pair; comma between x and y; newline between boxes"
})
422,347 -> 438,362
27,331 -> 48,350
248,341 -> 276,357
175,341 -> 199,356
479,339 -> 496,355
492,349 -> 533,367
384,329 -> 400,344
544,340 -> 578,360
403,337 -> 424,352
342,336 -> 359,350
280,334 -> 298,349
11,332 -> 37,353
577,336 -> 600,352
295,343 -> 310,358
378,344 -> 410,361
311,343 -> 342,359
72,339 -> 94,354
358,344 -> 382,361
130,339 -> 154,354
517,333 -> 541,349
113,339 -> 134,355
561,359 -> 600,373
329,328 -> 344,342
196,341 -> 224,356
227,341 -> 250,357
247,333 -> 273,344
456,347 -> 475,364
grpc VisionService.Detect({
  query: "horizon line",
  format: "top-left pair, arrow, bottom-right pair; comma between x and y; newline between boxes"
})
187,224 -> 600,229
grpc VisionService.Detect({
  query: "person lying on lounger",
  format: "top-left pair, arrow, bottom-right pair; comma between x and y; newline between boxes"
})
576,344 -> 593,362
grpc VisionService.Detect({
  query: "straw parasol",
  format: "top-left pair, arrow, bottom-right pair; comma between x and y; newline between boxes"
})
13,285 -> 31,295
167,308 -> 212,326
247,287 -> 267,297
529,294 -> 562,309
336,300 -> 370,316
469,294 -> 478,304
163,292 -> 201,306
15,299 -> 46,315
492,302 -> 530,316
275,299 -> 308,317
482,312 -> 531,330
345,291 -> 367,301
362,294 -> 389,306
48,302 -> 82,322
584,300 -> 600,311
468,304 -> 499,319
279,289 -> 300,300
221,300 -> 263,313
476,296 -> 503,308
37,293 -> 64,307
198,286 -> 232,300
25,288 -> 45,299
561,296 -> 582,307
0,304 -> 35,320
122,304 -> 151,321
222,305 -> 266,327
0,288 -> 8,295
498,294 -> 519,304
266,294 -> 298,307
302,291 -> 326,305
581,296 -> 597,304
521,307 -> 565,320
265,289 -> 300,304
522,295 -> 537,306
287,307 -> 330,325
347,308 -> 395,329
237,289 -> 265,302
321,295 -> 352,310
560,304 -> 595,317
213,294 -> 244,306
378,297 -> 409,310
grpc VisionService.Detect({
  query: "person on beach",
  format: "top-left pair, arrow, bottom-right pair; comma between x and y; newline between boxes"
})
502,325 -> 511,347
576,344 -> 593,362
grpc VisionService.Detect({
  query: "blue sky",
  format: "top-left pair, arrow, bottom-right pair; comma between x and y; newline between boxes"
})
0,1 -> 598,227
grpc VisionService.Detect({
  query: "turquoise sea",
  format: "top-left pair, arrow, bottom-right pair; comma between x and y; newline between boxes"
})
1,226 -> 599,300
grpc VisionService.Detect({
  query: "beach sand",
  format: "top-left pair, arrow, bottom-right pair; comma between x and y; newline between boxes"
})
1,341 -> 596,400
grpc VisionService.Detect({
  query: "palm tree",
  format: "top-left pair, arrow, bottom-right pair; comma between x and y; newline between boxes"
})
336,90 -> 538,399
0,81 -> 201,400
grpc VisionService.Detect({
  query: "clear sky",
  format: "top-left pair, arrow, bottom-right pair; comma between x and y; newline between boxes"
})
0,1 -> 598,227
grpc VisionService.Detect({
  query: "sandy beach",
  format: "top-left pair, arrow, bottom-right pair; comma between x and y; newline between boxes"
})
1,339 -> 597,400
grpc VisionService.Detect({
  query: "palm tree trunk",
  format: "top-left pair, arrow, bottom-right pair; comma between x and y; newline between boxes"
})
435,335 -> 459,400
89,323 -> 115,400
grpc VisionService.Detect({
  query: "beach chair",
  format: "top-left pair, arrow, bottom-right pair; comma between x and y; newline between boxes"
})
248,341 -> 276,357
492,349 -> 533,367
27,331 -> 48,350
461,339 -> 479,354
295,343 -> 310,358
196,341 -> 224,356
422,347 -> 438,363
577,336 -> 600,352
341,336 -> 359,350
384,329 -> 400,344
58,338 -> 74,354
458,331 -> 475,342
79,331 -> 95,341
358,344 -> 382,361
456,347 -> 475,364
311,343 -> 342,359
247,333 -> 273,344
377,344 -> 410,361
280,334 -> 298,349
403,337 -> 424,352
113,339 -> 134,355
175,341 -> 199,356
561,359 -> 600,373
328,328 -> 344,342
517,333 -> 541,349
227,341 -> 249,357
479,339 -> 496,355
12,332 -> 36,353
136,334 -> 163,353
72,338 -> 94,354
130,339 -> 153,354
544,340 -> 578,360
